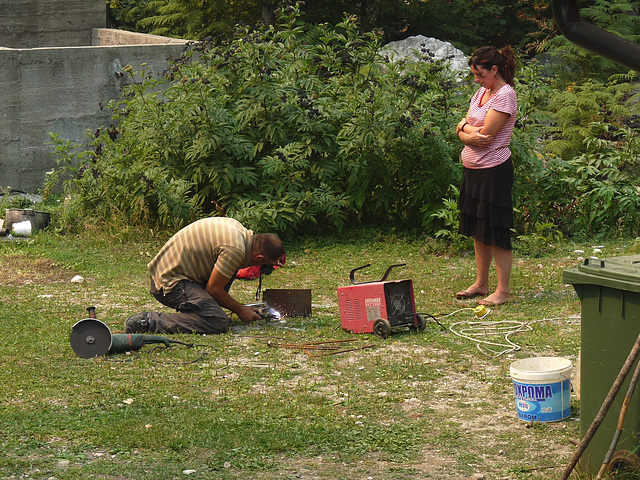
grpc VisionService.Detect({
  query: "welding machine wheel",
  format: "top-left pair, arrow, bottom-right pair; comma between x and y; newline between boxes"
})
409,314 -> 427,332
373,318 -> 392,339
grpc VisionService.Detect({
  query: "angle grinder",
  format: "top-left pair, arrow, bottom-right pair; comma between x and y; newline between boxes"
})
70,306 -> 188,358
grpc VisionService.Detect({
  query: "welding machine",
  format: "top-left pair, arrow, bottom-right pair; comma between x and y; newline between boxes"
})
338,263 -> 426,338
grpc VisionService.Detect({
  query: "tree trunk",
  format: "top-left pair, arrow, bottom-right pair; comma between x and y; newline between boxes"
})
261,4 -> 276,25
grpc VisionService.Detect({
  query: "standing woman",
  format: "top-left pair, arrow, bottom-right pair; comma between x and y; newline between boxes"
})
454,46 -> 518,306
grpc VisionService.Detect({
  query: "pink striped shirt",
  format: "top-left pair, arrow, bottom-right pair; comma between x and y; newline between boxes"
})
460,84 -> 517,169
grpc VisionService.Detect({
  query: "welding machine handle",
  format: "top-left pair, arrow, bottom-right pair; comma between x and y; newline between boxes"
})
349,264 -> 371,284
380,263 -> 406,282
349,263 -> 406,285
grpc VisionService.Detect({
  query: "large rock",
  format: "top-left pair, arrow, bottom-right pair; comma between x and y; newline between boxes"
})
380,35 -> 468,75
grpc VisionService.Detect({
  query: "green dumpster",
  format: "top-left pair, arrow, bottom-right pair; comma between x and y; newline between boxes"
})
563,255 -> 640,476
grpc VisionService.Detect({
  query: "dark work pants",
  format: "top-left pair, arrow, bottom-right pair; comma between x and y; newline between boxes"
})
148,279 -> 234,334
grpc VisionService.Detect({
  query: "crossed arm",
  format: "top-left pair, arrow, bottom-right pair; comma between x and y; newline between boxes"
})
457,108 -> 510,147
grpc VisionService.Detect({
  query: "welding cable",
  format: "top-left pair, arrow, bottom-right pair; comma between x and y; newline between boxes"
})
148,346 -> 212,364
108,341 -> 215,365
448,320 -> 533,357
434,305 -> 520,355
403,307 -> 491,336
448,315 -> 581,357
413,312 -> 446,330
435,307 -> 481,319
426,306 -> 490,330
433,310 -> 580,357
526,314 -> 581,325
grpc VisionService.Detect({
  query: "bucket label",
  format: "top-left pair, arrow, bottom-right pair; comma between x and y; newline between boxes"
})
512,379 -> 571,422
514,384 -> 553,402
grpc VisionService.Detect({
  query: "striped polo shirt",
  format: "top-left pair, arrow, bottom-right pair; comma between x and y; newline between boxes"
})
461,83 -> 517,169
148,217 -> 253,295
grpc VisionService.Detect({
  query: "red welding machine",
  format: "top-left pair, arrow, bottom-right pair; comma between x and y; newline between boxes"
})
338,263 -> 426,338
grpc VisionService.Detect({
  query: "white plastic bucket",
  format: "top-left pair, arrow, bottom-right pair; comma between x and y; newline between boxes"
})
510,356 -> 572,422
11,220 -> 32,237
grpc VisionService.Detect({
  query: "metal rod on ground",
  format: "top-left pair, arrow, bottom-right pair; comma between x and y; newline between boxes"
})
268,339 -> 358,350
300,339 -> 359,346
305,345 -> 375,357
267,339 -> 374,357
561,332 -> 640,480
595,354 -> 640,479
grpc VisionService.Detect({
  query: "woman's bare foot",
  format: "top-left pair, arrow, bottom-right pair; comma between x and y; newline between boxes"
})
477,292 -> 510,306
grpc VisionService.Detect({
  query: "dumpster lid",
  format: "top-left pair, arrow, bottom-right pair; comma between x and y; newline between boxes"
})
578,255 -> 640,282
563,255 -> 640,292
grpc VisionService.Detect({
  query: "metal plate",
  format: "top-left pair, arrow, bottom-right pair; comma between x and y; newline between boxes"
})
262,289 -> 312,317
70,318 -> 112,358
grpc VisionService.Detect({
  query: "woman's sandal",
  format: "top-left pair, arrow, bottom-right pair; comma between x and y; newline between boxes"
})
455,289 -> 486,300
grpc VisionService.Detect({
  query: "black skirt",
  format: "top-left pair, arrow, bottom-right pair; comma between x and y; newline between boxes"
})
457,158 -> 514,250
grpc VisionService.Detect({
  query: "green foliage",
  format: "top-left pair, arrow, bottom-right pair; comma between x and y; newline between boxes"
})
545,79 -> 637,158
516,121 -> 640,239
553,125 -> 640,236
298,0 -> 413,42
106,0 -> 553,49
0,189 -> 35,211
518,1 -> 640,240
406,0 -> 552,51
133,0 -> 272,40
50,7 -> 462,235
505,60 -> 557,237
49,126 -> 199,231
514,62 -> 640,238
107,0 -> 156,32
58,1 -> 640,241
581,0 -> 640,41
515,222 -> 564,258
428,185 -> 473,254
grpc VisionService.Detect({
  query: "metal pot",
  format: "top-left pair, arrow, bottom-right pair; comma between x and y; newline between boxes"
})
5,208 -> 51,233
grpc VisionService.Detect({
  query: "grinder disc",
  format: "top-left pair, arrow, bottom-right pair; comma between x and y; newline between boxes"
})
70,318 -> 112,358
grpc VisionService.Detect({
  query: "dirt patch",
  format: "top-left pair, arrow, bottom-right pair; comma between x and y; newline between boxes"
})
0,255 -> 75,286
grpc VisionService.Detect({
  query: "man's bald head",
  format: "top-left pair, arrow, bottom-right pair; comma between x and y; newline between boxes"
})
252,233 -> 285,264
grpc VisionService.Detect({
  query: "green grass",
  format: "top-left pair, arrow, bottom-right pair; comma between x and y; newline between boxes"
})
2,228 -> 640,479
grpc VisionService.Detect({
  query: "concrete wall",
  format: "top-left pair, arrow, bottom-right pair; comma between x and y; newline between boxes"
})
0,0 -> 190,192
0,0 -> 106,48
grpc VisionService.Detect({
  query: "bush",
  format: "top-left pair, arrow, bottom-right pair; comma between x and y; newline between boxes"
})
515,74 -> 640,238
53,5 -> 640,242
49,7 -> 464,236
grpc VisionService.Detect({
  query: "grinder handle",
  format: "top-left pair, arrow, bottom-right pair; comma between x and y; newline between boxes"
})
134,334 -> 173,348
109,333 -> 172,354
